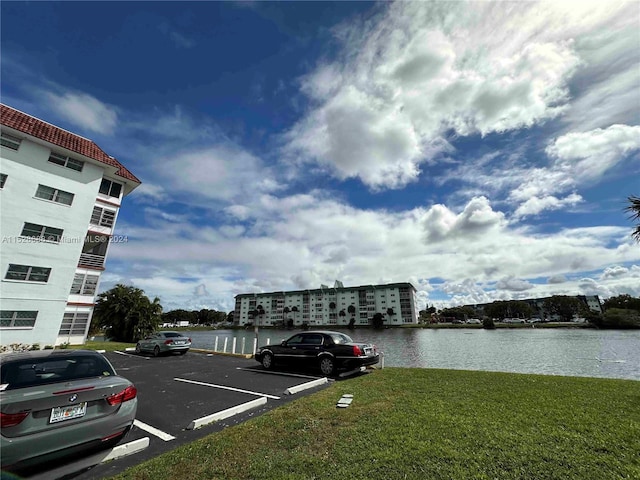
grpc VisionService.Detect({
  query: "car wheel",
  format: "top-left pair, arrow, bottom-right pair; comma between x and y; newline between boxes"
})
135,343 -> 142,354
153,345 -> 160,357
262,352 -> 274,370
319,356 -> 335,376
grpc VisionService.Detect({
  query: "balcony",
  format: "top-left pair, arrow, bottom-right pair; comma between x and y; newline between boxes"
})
78,253 -> 105,269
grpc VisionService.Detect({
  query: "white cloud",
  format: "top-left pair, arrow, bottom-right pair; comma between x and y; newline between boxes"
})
496,276 -> 534,292
155,145 -> 280,203
130,183 -> 166,203
107,189 -> 640,311
545,124 -> 640,183
508,124 -> 640,216
43,91 -> 118,135
285,1 -> 625,190
421,196 -> 505,242
513,193 -> 583,218
547,275 -> 567,284
159,23 -> 195,49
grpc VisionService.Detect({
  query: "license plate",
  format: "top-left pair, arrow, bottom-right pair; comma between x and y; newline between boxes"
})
174,341 -> 184,345
50,402 -> 87,423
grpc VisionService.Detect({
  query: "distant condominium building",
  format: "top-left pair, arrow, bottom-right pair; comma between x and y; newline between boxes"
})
1,104 -> 140,347
234,282 -> 418,327
466,295 -> 603,320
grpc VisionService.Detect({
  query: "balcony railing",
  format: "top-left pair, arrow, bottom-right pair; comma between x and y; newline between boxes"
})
78,253 -> 105,268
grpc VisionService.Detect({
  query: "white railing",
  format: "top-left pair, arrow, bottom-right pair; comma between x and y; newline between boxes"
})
208,336 -> 277,355
78,253 -> 105,268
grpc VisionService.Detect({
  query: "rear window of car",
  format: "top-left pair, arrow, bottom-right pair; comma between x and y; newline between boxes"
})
0,355 -> 115,390
163,332 -> 182,338
329,333 -> 353,344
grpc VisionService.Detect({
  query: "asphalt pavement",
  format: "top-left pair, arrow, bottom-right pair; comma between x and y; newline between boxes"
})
11,350 -> 333,480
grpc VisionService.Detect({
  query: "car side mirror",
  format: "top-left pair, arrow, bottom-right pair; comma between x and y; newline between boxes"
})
281,341 -> 287,346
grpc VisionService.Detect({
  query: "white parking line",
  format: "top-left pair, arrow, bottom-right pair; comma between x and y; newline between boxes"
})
235,367 -> 322,380
114,350 -> 148,359
133,419 -> 176,441
187,397 -> 267,430
174,377 -> 281,400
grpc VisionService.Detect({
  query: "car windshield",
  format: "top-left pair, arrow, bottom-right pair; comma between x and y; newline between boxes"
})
329,333 -> 353,344
0,355 -> 115,390
163,332 -> 182,338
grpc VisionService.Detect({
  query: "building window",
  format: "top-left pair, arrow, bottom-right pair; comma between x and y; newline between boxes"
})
0,173 -> 6,188
35,184 -> 74,205
0,311 -> 37,328
0,132 -> 21,150
5,264 -> 51,282
21,222 -> 64,243
48,152 -> 84,172
90,206 -> 116,228
70,273 -> 99,295
58,312 -> 90,335
99,179 -> 122,198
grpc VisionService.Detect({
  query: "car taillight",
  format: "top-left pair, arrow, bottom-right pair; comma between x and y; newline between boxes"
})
164,339 -> 174,345
188,338 -> 191,342
106,385 -> 137,406
1,411 -> 29,428
353,345 -> 362,356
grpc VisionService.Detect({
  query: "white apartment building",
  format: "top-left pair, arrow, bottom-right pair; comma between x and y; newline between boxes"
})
234,282 -> 418,327
0,104 -> 140,347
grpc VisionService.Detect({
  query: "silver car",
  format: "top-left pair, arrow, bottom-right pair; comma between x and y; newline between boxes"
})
135,331 -> 191,356
0,349 -> 137,471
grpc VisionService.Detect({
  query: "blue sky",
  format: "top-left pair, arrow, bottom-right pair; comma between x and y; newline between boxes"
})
2,1 -> 639,312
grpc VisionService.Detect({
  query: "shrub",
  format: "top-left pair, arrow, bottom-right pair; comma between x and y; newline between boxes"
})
483,317 -> 496,329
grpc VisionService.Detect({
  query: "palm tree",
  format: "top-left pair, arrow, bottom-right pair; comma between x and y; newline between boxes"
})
291,306 -> 299,325
347,305 -> 356,329
386,307 -> 395,324
626,195 -> 640,242
339,309 -> 346,325
283,306 -> 291,328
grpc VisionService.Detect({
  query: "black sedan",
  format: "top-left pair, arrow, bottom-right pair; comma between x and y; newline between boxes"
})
254,330 -> 379,376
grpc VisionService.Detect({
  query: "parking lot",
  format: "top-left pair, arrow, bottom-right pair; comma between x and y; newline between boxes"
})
19,350 -> 334,480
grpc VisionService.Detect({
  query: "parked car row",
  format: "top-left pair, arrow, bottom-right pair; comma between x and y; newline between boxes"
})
1,330 -> 374,472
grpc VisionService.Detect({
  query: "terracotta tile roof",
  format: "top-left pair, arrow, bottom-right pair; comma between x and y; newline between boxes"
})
0,104 -> 140,184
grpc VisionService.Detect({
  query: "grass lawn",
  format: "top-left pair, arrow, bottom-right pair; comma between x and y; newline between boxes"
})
110,368 -> 640,480
69,341 -> 136,352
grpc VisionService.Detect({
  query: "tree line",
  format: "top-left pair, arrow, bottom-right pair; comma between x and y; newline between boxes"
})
91,285 -> 640,344
90,284 -> 233,343
419,295 -> 640,328
161,308 -> 232,326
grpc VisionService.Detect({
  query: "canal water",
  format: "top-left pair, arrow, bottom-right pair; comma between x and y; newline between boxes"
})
187,327 -> 640,381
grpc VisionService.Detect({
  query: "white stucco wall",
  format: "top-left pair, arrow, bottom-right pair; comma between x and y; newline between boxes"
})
1,137 -> 106,346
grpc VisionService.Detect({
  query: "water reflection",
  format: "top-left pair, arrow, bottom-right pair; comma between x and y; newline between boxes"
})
188,327 -> 640,380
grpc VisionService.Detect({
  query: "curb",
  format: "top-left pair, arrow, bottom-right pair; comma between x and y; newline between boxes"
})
29,437 -> 149,480
284,377 -> 328,395
187,397 -> 267,430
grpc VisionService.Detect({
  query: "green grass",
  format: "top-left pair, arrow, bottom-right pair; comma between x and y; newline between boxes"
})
68,341 -> 136,352
110,368 -> 640,480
